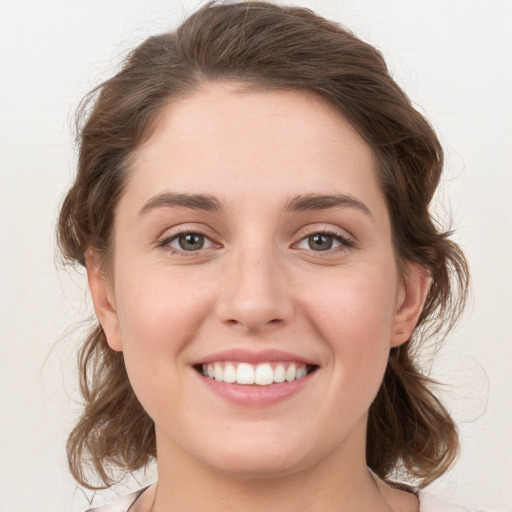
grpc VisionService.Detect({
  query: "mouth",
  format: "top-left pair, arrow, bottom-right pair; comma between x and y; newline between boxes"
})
194,361 -> 319,386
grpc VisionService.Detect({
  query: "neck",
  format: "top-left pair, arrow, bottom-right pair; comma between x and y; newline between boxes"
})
151,427 -> 392,512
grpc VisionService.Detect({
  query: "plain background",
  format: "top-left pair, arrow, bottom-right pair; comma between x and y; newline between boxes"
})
0,1 -> 511,511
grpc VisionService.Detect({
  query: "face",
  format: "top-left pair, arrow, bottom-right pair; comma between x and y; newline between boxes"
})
89,83 -> 427,480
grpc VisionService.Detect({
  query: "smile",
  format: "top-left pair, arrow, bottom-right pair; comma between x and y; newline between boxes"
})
200,362 -> 316,386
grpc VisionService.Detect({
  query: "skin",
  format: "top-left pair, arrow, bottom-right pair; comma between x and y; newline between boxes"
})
88,83 -> 429,512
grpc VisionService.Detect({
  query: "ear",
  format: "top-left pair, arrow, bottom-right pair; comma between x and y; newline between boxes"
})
86,250 -> 123,352
390,262 -> 431,348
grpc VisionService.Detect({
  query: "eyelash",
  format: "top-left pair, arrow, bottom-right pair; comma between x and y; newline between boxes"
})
156,227 -> 355,257
294,228 -> 356,254
156,227 -> 216,256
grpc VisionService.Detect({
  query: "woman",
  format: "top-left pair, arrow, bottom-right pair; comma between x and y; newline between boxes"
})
57,2 -> 474,511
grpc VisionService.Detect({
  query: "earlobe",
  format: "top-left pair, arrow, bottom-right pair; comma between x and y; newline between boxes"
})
391,263 -> 431,348
85,250 -> 123,352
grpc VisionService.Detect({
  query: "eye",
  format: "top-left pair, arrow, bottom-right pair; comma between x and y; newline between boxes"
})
173,233 -> 208,251
158,229 -> 217,254
296,231 -> 354,252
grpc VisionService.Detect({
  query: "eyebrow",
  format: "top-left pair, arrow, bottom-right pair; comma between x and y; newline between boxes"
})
139,192 -> 224,216
283,193 -> 373,219
139,191 -> 373,219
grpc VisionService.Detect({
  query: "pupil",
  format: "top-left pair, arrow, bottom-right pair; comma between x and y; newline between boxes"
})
179,233 -> 204,251
309,234 -> 332,251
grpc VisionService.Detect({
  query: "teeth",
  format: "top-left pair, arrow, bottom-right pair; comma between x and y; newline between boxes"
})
254,363 -> 273,385
237,363 -> 255,384
223,363 -> 237,383
285,363 -> 296,382
274,364 -> 286,383
214,362 -> 223,381
296,366 -> 307,379
201,361 -> 311,386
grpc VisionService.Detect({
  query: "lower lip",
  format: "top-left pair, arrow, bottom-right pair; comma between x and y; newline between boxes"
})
196,370 -> 315,406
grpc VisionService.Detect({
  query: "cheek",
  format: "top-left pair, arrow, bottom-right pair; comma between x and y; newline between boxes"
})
111,266 -> 214,402
304,263 -> 398,340
300,264 -> 398,391
114,263 -> 212,344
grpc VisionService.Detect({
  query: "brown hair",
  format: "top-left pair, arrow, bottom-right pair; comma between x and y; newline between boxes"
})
58,0 -> 469,490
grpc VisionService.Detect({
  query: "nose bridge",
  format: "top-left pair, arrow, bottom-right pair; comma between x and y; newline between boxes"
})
216,236 -> 294,332
237,243 -> 279,297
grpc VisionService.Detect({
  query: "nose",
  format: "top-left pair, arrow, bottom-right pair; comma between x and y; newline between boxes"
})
215,246 -> 295,333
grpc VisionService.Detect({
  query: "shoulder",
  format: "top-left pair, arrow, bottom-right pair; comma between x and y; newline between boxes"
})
418,490 -> 487,512
84,487 -> 148,512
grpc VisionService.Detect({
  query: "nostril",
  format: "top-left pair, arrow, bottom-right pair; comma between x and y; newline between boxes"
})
222,316 -> 286,332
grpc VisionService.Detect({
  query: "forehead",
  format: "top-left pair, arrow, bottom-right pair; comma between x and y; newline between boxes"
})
124,83 -> 384,218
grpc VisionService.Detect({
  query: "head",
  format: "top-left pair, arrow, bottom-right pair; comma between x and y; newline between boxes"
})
58,1 -> 468,489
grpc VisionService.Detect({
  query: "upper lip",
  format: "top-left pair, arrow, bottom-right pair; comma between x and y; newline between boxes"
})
195,348 -> 317,366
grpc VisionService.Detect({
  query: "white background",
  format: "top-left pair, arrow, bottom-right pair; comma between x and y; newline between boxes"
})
0,1 -> 511,511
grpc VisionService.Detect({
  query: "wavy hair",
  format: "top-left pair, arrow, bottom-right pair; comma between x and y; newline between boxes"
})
57,1 -> 469,489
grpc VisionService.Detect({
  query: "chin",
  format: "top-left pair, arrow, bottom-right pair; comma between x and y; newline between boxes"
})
208,453 -> 304,480
195,432 -> 318,480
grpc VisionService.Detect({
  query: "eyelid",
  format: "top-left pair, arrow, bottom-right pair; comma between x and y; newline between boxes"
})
156,224 -> 222,255
292,225 -> 356,253
155,223 -> 356,257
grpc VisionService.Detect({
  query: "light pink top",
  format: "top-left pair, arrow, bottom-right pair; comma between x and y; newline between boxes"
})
85,487 -> 485,512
